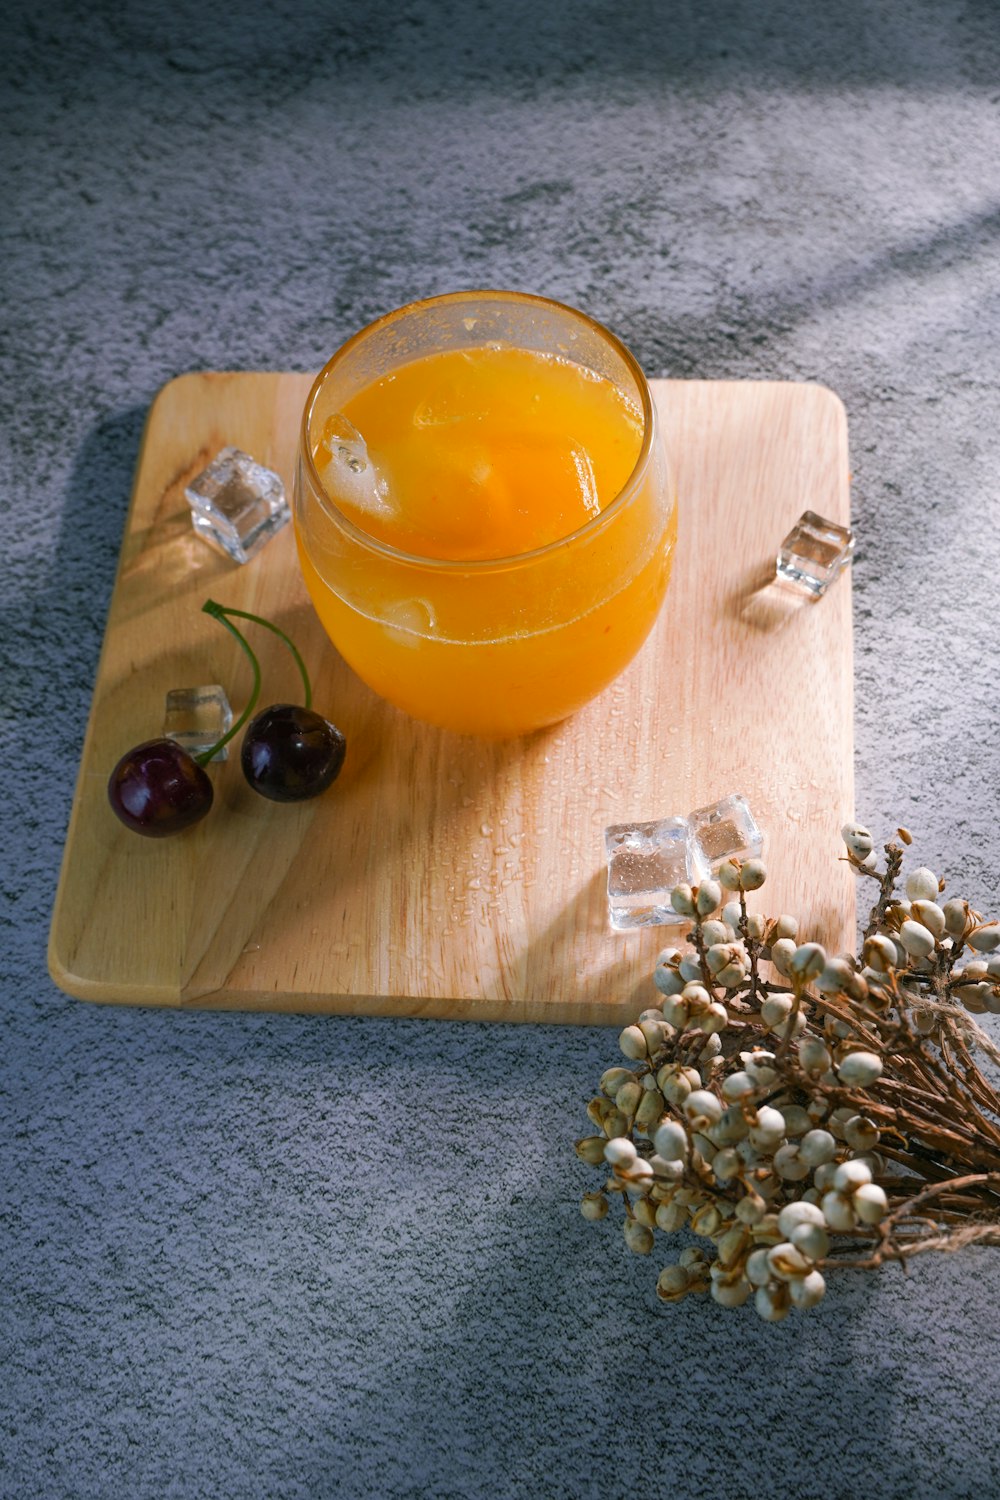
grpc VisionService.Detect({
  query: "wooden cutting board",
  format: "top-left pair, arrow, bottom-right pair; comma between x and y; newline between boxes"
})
48,373 -> 856,1023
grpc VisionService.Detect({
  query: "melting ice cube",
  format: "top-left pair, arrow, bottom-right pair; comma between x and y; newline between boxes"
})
776,511 -> 854,596
382,598 -> 437,647
317,414 -> 395,519
570,445 -> 600,519
604,818 -> 708,931
185,447 -> 289,564
163,684 -> 233,761
688,793 -> 764,870
412,388 -> 488,429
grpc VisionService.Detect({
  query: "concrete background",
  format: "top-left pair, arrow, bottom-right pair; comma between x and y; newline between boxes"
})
3,2 -> 1000,1496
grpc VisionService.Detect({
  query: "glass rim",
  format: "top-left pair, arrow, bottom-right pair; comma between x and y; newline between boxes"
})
298,289 -> 657,577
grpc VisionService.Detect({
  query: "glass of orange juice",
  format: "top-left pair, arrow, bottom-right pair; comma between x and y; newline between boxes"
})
293,291 -> 676,737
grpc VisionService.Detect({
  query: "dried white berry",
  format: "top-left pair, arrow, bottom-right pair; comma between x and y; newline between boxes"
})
690,1202 -> 723,1237
653,1118 -> 689,1161
735,1194 -> 766,1227
683,1089 -> 724,1128
720,901 -> 742,931
580,1192 -> 609,1221
777,1200 -> 826,1236
649,1152 -> 685,1179
942,898 -> 970,937
841,822 -> 874,860
660,996 -> 689,1030
740,859 -> 767,891
911,900 -> 946,939
820,1189 -> 857,1231
623,1157 -> 654,1187
695,878 -> 723,916
813,1162 -> 839,1192
771,1010 -> 808,1041
670,884 -> 695,917
710,1277 -> 752,1308
788,1269 -> 827,1309
623,1219 -> 654,1254
790,943 -> 827,981
681,981 -> 712,1009
790,1221 -> 830,1261
745,1247 -> 773,1286
697,1002 -> 730,1034
761,993 -> 794,1027
779,1106 -> 812,1137
798,1037 -> 832,1075
615,1080 -> 643,1118
836,1051 -> 883,1088
969,925 -> 1000,954
798,1128 -> 837,1167
709,1105 -> 748,1147
853,1182 -> 889,1224
706,943 -> 739,975
604,1136 -> 638,1168
833,1159 -> 872,1192
743,1050 -> 778,1084
712,1148 -> 742,1183
863,933 -> 898,972
773,1144 -> 810,1181
634,1089 -> 666,1132
817,957 -> 855,993
899,920 -> 936,959
653,962 -> 685,998
600,1067 -> 637,1098
656,1264 -> 690,1300
754,1284 -> 790,1322
844,1116 -> 880,1151
749,1105 -> 786,1150
905,867 -> 940,902
618,1025 -> 648,1060
767,1241 -> 814,1281
769,937 -> 797,977
655,1201 -> 688,1232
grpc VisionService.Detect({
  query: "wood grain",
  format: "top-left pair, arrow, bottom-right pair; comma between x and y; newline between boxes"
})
48,373 -> 856,1022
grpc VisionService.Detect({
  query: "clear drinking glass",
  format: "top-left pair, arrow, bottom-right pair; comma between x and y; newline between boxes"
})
293,290 -> 676,737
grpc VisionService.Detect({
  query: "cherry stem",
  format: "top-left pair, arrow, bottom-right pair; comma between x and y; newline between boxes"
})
194,599 -> 314,765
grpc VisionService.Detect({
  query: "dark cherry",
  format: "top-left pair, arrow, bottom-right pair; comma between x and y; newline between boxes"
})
240,704 -> 346,802
107,738 -> 214,837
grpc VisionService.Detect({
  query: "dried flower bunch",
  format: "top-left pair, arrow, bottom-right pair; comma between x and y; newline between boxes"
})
577,826 -> 1000,1320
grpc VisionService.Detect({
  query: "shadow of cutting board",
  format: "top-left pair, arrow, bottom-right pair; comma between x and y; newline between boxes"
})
48,373 -> 856,1023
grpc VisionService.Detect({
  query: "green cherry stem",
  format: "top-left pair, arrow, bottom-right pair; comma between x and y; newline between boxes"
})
204,600 -> 313,710
194,599 -> 315,766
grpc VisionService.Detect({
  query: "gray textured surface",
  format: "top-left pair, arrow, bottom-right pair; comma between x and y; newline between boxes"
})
4,2 -> 1000,1496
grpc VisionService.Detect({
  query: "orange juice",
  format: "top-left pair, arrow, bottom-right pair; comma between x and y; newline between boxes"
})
295,293 -> 676,737
326,346 -> 643,561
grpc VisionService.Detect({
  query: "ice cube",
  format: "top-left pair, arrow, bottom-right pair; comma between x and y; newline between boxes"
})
412,388 -> 488,428
317,414 -> 394,519
184,447 -> 289,564
776,510 -> 854,596
163,684 -> 232,761
688,793 -> 764,870
604,818 -> 708,931
382,598 -> 437,647
570,445 -> 600,519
